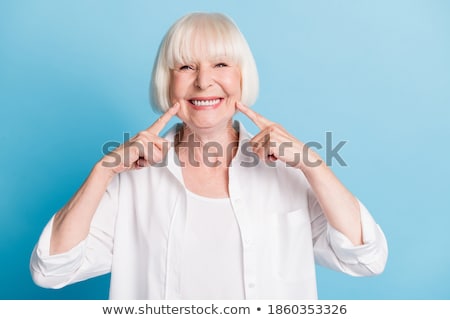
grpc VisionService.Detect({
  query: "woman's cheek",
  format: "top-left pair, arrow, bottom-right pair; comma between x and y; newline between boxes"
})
175,103 -> 189,122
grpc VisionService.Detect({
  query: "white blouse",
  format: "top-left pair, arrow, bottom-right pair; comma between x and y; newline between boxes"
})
30,121 -> 388,299
180,190 -> 245,299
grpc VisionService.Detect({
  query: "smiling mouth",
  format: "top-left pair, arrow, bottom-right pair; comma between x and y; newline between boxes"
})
189,98 -> 223,109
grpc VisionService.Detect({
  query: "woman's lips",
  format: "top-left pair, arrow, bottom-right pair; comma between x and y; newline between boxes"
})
188,98 -> 223,110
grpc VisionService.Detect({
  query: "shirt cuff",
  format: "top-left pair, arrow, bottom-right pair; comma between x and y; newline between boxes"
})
326,200 -> 387,266
30,216 -> 86,279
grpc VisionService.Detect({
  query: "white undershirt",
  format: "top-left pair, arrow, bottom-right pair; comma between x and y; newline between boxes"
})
180,189 -> 245,299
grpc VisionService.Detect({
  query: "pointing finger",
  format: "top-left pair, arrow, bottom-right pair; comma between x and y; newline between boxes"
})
147,102 -> 180,135
236,102 -> 272,129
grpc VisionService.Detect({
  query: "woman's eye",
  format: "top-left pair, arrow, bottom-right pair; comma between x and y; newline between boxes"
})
215,63 -> 228,68
179,65 -> 193,71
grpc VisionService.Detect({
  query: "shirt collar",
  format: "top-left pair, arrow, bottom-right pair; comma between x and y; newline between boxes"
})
162,120 -> 253,182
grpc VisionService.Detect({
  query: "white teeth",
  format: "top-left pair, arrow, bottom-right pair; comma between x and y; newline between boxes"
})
191,99 -> 220,106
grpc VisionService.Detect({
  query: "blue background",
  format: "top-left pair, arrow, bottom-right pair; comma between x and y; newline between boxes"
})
1,0 -> 449,299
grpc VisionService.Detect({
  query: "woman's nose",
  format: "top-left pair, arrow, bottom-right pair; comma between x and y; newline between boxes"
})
194,67 -> 214,90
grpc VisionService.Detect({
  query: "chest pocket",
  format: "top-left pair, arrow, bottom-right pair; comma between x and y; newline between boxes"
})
265,209 -> 314,282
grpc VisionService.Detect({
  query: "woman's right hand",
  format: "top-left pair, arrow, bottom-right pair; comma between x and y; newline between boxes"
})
100,103 -> 180,175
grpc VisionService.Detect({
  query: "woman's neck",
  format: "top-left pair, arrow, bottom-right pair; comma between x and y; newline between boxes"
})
176,120 -> 239,167
182,120 -> 238,144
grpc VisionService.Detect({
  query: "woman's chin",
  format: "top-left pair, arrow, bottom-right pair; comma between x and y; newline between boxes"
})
184,117 -> 234,134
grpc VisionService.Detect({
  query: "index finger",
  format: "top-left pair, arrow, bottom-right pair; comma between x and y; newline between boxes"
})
236,102 -> 272,129
147,102 -> 180,135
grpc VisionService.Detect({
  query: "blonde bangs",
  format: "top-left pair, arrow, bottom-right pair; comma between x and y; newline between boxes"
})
165,14 -> 242,68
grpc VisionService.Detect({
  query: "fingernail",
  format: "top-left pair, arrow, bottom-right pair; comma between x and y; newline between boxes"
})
170,103 -> 180,113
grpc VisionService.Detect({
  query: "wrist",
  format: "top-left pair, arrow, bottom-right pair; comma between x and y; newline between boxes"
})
93,159 -> 117,184
297,147 -> 325,172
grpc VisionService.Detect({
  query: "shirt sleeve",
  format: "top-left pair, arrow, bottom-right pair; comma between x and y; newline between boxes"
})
309,189 -> 388,276
30,175 -> 119,289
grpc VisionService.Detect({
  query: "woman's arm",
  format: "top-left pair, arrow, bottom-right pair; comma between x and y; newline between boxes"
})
50,163 -> 115,254
236,102 -> 362,245
49,103 -> 180,255
300,160 -> 362,245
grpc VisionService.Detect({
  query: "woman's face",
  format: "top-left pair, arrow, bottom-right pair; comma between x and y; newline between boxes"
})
170,55 -> 241,134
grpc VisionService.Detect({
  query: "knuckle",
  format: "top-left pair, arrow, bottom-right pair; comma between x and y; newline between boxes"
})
136,131 -> 149,140
129,139 -> 143,147
268,123 -> 281,131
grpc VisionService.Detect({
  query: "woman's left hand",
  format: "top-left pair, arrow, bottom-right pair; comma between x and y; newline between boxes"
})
237,102 -> 363,245
236,102 -> 322,170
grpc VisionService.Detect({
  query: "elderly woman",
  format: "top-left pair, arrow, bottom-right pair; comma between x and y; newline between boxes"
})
30,12 -> 388,299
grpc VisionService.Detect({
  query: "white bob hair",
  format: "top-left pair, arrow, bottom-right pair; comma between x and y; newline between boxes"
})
150,12 -> 259,112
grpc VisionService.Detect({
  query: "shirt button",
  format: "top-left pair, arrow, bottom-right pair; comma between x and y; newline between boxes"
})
248,283 -> 255,289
